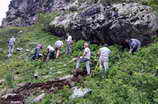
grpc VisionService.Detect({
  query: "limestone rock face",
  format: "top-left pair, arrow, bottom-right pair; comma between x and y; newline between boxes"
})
2,0 -> 69,27
49,3 -> 158,45
2,0 -> 158,45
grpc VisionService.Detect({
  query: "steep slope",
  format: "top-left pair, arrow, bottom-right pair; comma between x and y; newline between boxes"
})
0,22 -> 158,103
0,0 -> 158,104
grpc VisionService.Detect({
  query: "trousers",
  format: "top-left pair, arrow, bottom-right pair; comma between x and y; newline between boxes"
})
76,58 -> 90,75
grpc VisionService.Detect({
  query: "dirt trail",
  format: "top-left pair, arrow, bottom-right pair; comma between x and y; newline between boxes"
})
0,69 -> 87,104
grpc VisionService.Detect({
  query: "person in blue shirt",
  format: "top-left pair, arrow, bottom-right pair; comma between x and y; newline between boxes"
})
125,39 -> 141,53
32,44 -> 43,60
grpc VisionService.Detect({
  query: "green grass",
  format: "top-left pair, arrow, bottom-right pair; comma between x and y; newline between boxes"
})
0,11 -> 158,104
0,24 -> 158,103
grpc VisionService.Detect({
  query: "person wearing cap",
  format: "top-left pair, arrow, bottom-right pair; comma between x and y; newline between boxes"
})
76,42 -> 91,75
7,36 -> 16,57
32,44 -> 43,60
98,46 -> 111,77
65,34 -> 73,55
54,40 -> 64,58
125,39 -> 141,53
46,45 -> 55,61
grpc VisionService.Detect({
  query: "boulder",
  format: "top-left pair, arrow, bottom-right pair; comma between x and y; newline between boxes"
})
2,0 -> 70,27
48,3 -> 158,45
33,93 -> 45,103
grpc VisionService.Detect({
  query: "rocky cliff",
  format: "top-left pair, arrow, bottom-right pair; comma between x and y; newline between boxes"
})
2,0 -> 69,27
2,0 -> 158,45
48,2 -> 158,45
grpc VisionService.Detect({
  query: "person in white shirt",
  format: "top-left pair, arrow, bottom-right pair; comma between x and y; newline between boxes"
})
54,40 -> 63,58
66,34 -> 73,55
76,42 -> 91,75
46,45 -> 55,61
8,36 -> 16,57
98,47 -> 111,76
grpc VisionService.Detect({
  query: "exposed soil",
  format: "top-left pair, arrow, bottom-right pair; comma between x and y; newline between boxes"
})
0,69 -> 87,104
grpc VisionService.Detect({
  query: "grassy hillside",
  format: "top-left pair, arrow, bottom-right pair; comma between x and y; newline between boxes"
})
0,5 -> 158,103
0,23 -> 158,104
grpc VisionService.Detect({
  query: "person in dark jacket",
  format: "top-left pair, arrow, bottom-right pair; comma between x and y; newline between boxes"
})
32,44 -> 43,60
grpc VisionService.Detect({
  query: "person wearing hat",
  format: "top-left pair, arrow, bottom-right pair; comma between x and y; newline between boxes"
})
54,40 -> 64,58
76,42 -> 91,75
7,36 -> 16,57
46,45 -> 55,61
98,46 -> 111,77
32,44 -> 43,60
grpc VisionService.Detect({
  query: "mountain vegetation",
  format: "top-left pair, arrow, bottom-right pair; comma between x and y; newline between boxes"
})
0,0 -> 158,104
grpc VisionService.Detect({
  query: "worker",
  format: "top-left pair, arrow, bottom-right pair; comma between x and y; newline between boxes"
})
125,39 -> 141,53
32,44 -> 43,60
7,36 -> 16,57
76,42 -> 91,75
65,34 -> 73,55
98,46 -> 111,77
46,45 -> 55,61
112,7 -> 119,19
54,40 -> 63,58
